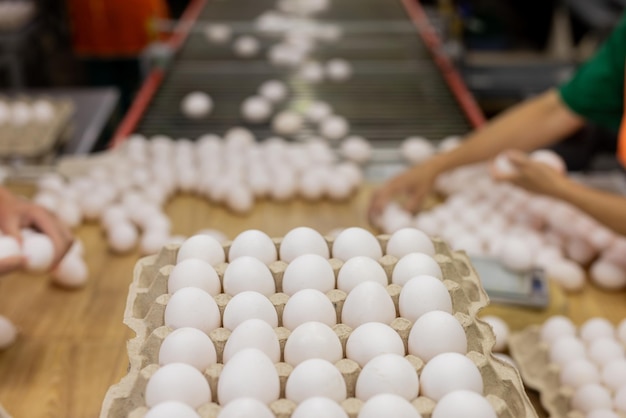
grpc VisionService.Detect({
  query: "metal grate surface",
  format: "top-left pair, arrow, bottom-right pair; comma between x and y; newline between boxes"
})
137,0 -> 472,145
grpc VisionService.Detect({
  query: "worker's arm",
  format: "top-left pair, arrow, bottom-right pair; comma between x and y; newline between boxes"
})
368,89 -> 586,221
502,151 -> 626,235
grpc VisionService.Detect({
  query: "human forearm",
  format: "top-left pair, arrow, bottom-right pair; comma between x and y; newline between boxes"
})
427,89 -> 585,174
553,179 -> 626,236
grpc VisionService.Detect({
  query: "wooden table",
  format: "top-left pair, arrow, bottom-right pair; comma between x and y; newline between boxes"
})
0,187 -> 624,418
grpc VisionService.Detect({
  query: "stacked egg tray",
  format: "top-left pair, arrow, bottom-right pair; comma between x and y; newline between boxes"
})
509,327 -> 626,418
0,97 -> 74,160
100,235 -> 537,418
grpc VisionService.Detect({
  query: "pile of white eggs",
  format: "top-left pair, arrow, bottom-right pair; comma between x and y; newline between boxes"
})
377,141 -> 626,292
0,99 -> 56,126
538,316 -> 626,416
33,130 -> 364,256
138,226 -> 508,418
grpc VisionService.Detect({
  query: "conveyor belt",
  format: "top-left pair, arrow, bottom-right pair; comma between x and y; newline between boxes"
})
135,0 -> 477,147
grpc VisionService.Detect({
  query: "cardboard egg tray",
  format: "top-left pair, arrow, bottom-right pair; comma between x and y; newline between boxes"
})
100,235 -> 537,418
0,96 -> 74,160
509,326 -> 626,418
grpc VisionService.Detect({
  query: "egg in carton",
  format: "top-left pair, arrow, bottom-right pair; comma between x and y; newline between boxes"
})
509,326 -> 626,418
100,233 -> 537,418
0,96 -> 74,160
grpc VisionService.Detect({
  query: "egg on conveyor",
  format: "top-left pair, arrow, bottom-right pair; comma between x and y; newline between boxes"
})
258,80 -> 288,103
241,96 -> 272,123
325,58 -> 353,82
319,115 -> 349,141
298,61 -> 325,83
340,136 -> 372,164
271,110 -> 304,136
305,101 -> 333,123
233,36 -> 260,57
204,23 -> 232,44
401,136 -> 436,164
181,92 -> 213,119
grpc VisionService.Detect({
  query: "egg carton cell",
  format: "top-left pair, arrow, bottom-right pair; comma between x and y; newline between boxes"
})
100,233 -> 536,418
510,325 -> 626,418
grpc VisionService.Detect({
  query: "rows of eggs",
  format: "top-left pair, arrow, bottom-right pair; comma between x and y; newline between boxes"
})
0,99 -> 57,126
531,316 -> 626,417
132,227 -> 508,418
375,149 -> 626,293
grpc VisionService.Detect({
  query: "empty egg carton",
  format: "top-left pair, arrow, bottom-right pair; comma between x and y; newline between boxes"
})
509,327 -> 626,418
100,235 -> 537,418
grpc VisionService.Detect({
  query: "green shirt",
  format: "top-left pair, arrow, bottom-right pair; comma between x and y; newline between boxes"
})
559,13 -> 626,133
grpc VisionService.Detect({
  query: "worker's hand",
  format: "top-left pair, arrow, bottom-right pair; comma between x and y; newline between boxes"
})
0,187 -> 73,271
368,163 -> 439,225
492,150 -> 570,197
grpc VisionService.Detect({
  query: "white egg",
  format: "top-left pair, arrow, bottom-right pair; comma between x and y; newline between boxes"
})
282,289 -> 337,330
560,359 -> 599,389
332,227 -> 382,261
588,338 -> 625,367
222,319 -> 280,364
233,36 -> 260,57
22,232 -> 55,272
480,316 -> 509,352
291,396 -> 349,418
31,99 -> 55,122
222,291 -> 278,330
204,23 -> 232,44
159,327 -> 217,371
284,321 -> 343,366
164,287 -> 221,334
168,259 -> 221,296
298,61 -> 325,83
590,259 -> 626,290
229,230 -> 276,265
602,359 -> 626,392
326,59 -> 352,82
497,236 -> 534,272
0,315 -> 17,349
431,390 -> 497,418
399,276 -> 452,322
175,234 -> 225,266
571,383 -> 613,414
271,111 -> 303,136
420,352 -> 483,401
181,92 -> 213,119
218,348 -> 280,405
145,363 -> 211,408
145,401 -> 200,418
217,398 -> 274,418
549,336 -> 586,367
241,96 -> 272,123
222,256 -> 275,296
491,152 -> 517,177
336,256 -> 388,293
11,101 -> 31,125
530,149 -> 566,174
55,200 -> 82,228
401,136 -> 436,164
346,322 -> 405,367
0,235 -> 21,258
51,253 -> 88,289
259,80 -> 288,103
391,252 -> 442,286
282,253 -> 335,295
340,136 -> 371,164
341,281 -> 396,329
408,311 -> 467,362
358,394 -> 422,418
580,318 -> 615,343
356,353 -> 419,401
325,170 -> 354,201
319,115 -> 349,141
386,228 -> 435,258
285,358 -> 347,403
279,226 -> 329,262
305,101 -> 333,123
545,259 -> 586,292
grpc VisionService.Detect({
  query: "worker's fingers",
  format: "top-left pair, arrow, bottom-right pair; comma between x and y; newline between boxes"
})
505,150 -> 532,168
368,187 -> 394,225
25,206 -> 73,267
402,187 -> 427,214
0,214 -> 23,244
0,255 -> 25,275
